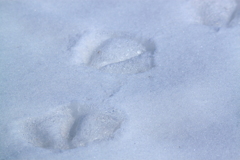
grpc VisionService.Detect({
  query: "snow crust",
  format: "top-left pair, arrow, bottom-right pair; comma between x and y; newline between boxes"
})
1,0 -> 240,159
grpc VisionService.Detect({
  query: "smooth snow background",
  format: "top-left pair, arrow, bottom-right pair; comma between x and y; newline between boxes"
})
1,0 -> 240,159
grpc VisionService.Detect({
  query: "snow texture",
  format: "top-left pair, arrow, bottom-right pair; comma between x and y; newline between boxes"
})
22,102 -> 124,150
1,0 -> 240,160
71,32 -> 155,74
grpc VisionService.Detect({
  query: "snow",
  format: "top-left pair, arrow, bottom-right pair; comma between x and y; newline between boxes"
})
72,31 -> 155,74
0,0 -> 240,159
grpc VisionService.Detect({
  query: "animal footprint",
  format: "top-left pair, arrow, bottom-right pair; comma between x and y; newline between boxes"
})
191,0 -> 238,28
71,31 -> 155,74
71,113 -> 122,148
23,103 -> 124,150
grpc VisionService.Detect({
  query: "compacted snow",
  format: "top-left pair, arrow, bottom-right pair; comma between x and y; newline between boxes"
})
1,0 -> 240,159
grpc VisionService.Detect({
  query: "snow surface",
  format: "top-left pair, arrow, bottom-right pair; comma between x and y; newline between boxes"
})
1,0 -> 240,159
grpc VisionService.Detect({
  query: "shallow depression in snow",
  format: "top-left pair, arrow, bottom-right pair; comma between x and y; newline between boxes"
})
191,0 -> 238,29
22,103 -> 124,150
71,32 -> 156,74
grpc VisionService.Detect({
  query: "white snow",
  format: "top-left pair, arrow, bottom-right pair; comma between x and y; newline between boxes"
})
1,0 -> 240,160
72,31 -> 155,74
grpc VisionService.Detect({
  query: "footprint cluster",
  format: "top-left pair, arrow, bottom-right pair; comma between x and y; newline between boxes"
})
22,31 -> 152,150
23,103 -> 124,150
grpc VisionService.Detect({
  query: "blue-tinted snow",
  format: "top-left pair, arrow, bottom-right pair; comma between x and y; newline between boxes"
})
0,0 -> 240,159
